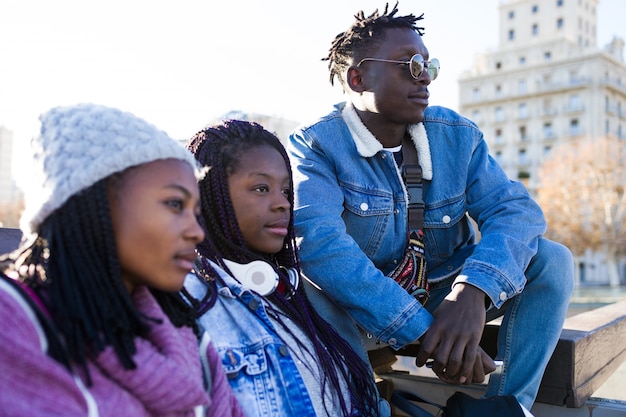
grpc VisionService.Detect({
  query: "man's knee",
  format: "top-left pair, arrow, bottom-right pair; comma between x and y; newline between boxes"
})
529,237 -> 575,295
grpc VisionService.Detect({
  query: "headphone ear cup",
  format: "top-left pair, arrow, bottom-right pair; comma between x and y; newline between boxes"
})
286,268 -> 300,290
223,259 -> 279,296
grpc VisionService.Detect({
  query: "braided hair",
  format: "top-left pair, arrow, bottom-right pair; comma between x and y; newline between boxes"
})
186,119 -> 380,417
0,172 -> 197,383
324,1 -> 425,87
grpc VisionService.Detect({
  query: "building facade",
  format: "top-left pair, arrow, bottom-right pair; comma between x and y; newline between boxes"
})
0,126 -> 15,203
458,0 -> 626,285
459,0 -> 625,192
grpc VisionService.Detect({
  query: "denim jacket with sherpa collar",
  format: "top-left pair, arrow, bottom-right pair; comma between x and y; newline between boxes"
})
287,102 -> 546,348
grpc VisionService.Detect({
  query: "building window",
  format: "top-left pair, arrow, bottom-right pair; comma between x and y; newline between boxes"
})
473,87 -> 481,101
542,73 -> 552,86
509,10 -> 515,19
518,103 -> 528,119
495,128 -> 504,143
569,94 -> 580,111
606,119 -> 610,135
556,18 -> 563,30
472,110 -> 481,123
532,24 -> 539,36
495,151 -> 503,164
496,61 -> 502,70
543,146 -> 552,158
544,51 -> 552,61
519,125 -> 527,141
570,119 -> 580,136
532,5 -> 539,13
509,29 -> 515,41
495,84 -> 502,98
495,107 -> 504,122
519,56 -> 526,65
557,0 -> 563,6
519,149 -> 528,165
518,79 -> 527,94
543,122 -> 553,138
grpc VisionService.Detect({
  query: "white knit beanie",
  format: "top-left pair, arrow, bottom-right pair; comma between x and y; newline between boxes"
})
20,103 -> 202,235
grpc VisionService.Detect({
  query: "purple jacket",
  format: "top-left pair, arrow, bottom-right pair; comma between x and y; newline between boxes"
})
0,281 -> 243,417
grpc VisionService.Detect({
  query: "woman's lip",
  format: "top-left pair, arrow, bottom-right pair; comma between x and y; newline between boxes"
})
265,226 -> 288,237
174,250 -> 197,271
175,257 -> 195,271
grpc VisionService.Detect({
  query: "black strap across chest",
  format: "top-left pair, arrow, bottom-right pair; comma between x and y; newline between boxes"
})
401,136 -> 425,233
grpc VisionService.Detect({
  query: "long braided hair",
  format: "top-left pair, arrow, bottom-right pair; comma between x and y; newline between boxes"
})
324,1 -> 425,87
186,119 -> 380,417
0,171 -> 197,382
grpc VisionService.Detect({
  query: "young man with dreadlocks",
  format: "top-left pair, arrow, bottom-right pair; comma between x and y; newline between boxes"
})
183,119 -> 385,417
287,2 -> 574,412
0,104 -> 243,416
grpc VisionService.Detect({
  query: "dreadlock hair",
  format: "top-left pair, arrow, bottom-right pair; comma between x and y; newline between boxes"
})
186,119 -> 380,417
324,1 -> 425,87
0,171 -> 197,384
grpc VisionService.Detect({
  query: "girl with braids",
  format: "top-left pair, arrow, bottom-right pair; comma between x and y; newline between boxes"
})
183,119 -> 385,417
0,104 -> 243,417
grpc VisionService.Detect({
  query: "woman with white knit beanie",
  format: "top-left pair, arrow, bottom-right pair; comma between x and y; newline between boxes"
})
0,103 -> 244,417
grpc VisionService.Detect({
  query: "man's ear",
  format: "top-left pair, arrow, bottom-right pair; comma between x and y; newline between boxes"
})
346,67 -> 365,93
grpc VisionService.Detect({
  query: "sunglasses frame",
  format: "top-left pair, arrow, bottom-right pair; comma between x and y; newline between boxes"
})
357,53 -> 440,80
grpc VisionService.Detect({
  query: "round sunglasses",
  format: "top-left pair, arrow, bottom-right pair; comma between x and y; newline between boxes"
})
357,53 -> 440,81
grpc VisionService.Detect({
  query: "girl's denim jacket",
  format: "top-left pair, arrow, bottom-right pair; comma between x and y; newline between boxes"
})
287,102 -> 546,349
184,266 -> 318,417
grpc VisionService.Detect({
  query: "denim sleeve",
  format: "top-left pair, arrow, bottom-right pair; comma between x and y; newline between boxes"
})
458,131 -> 546,308
287,129 -> 433,348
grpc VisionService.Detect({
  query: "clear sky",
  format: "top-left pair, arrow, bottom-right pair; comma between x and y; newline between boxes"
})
0,0 -> 623,181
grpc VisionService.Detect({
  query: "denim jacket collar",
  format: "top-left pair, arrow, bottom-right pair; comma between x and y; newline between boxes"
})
341,102 -> 433,180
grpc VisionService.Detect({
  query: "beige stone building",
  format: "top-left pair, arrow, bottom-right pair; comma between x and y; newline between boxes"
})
459,0 -> 625,194
0,126 -> 15,203
458,0 -> 626,285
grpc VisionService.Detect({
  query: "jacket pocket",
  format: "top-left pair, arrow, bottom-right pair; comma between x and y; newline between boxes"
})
424,195 -> 472,260
342,184 -> 396,256
220,346 -> 267,379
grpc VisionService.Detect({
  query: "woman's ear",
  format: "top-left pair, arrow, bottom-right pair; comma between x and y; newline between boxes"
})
346,67 -> 365,93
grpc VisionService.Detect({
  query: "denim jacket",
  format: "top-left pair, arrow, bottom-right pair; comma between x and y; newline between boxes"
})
287,102 -> 546,348
184,265 -> 319,417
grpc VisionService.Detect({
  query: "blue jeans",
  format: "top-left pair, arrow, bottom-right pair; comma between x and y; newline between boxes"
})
425,237 -> 574,409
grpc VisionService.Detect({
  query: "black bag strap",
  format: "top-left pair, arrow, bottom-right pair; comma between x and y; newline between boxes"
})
401,136 -> 425,233
390,389 -> 442,417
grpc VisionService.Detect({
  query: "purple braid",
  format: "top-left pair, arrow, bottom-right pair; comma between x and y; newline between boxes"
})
186,119 -> 380,417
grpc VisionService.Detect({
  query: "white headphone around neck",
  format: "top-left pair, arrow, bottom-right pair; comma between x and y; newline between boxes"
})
223,259 -> 298,297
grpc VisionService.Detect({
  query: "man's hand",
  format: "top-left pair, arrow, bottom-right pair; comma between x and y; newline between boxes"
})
416,283 -> 494,384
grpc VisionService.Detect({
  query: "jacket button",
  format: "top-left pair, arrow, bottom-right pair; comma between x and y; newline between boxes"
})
388,338 -> 397,346
360,202 -> 369,211
394,209 -> 399,214
442,215 -> 451,224
499,292 -> 507,302
278,345 -> 289,356
248,299 -> 259,310
381,153 -> 387,159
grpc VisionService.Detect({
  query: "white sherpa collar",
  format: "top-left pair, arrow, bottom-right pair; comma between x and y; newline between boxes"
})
341,102 -> 433,180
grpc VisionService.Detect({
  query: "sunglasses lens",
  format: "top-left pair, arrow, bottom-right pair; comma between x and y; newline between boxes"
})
428,58 -> 440,80
410,54 -> 425,79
